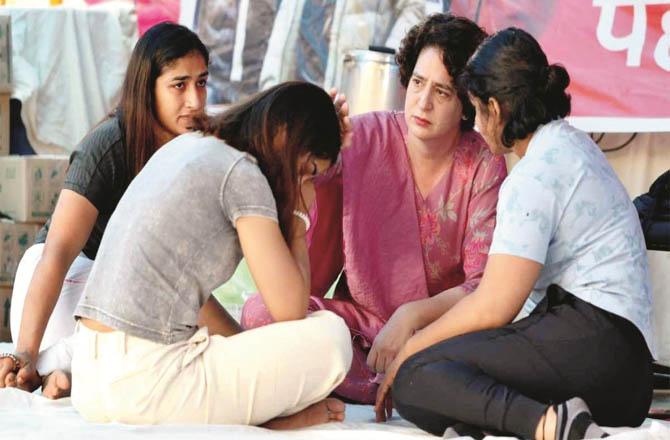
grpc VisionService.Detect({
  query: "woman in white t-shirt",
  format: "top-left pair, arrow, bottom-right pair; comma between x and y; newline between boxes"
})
374,28 -> 654,440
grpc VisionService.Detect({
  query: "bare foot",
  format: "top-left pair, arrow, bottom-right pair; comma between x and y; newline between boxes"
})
3,371 -> 17,388
41,370 -> 71,399
4,370 -> 42,393
263,398 -> 346,430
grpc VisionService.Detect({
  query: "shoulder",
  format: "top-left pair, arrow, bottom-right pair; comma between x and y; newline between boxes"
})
162,132 -> 248,164
521,120 -> 597,181
227,152 -> 265,181
529,119 -> 590,157
70,116 -> 126,174
67,116 -> 126,181
351,111 -> 403,138
495,171 -> 560,229
351,110 -> 395,127
77,116 -> 124,157
348,111 -> 404,158
220,145 -> 277,217
187,137 -> 270,187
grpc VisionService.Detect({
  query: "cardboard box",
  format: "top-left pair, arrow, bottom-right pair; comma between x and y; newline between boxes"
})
0,94 -> 8,156
0,284 -> 10,342
0,220 -> 40,284
0,14 -> 11,93
0,155 -> 69,222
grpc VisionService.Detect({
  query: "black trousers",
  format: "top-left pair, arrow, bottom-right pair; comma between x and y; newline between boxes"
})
392,285 -> 653,438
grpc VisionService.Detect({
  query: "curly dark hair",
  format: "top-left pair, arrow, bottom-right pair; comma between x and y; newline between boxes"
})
461,27 -> 571,148
396,14 -> 487,131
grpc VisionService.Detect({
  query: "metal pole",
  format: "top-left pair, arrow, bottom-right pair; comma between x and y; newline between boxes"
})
475,0 -> 483,23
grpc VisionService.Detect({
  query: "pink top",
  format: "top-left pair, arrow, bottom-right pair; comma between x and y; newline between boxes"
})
308,111 -> 507,321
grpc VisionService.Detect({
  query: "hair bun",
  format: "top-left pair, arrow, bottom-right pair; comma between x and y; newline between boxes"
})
542,63 -> 571,118
545,64 -> 570,94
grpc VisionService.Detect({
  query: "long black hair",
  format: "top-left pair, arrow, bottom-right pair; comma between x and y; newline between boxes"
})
119,22 -> 209,177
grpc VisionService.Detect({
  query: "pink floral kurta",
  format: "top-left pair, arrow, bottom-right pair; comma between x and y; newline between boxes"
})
413,130 -> 504,296
242,111 -> 507,403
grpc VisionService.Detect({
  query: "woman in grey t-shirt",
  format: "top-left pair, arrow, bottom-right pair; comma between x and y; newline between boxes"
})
68,82 -> 353,428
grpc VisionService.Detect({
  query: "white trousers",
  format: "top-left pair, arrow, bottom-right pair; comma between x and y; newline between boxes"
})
11,243 -> 92,374
71,310 -> 353,425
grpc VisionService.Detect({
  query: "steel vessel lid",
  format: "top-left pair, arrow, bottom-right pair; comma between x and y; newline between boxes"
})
343,49 -> 397,65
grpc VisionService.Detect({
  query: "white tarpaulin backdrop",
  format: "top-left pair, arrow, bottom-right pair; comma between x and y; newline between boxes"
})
8,2 -> 137,154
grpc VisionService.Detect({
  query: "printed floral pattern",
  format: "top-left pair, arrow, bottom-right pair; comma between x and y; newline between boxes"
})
415,133 -> 507,295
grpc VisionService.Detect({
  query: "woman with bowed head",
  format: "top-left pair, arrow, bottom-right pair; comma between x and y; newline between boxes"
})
69,81 -> 353,428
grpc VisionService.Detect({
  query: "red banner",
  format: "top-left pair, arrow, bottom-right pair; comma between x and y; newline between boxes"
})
86,0 -> 180,35
450,0 -> 670,132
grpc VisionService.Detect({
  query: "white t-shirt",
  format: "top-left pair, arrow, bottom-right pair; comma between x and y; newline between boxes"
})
490,119 -> 655,358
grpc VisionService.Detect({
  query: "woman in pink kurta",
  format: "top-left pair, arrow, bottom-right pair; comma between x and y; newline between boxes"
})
242,14 -> 507,404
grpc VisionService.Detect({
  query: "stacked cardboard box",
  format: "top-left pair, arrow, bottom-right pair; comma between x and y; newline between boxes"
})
0,220 -> 40,284
0,155 -> 69,222
0,156 -> 68,343
0,220 -> 40,342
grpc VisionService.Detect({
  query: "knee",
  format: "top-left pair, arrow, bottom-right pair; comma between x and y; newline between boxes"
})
392,351 -> 429,412
309,311 -> 353,375
392,349 -> 459,412
240,293 -> 274,329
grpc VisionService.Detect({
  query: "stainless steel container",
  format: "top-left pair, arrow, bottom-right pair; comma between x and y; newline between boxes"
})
338,48 -> 405,116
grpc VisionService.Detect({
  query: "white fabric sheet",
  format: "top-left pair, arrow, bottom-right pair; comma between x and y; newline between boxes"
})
0,342 -> 668,439
8,2 -> 137,153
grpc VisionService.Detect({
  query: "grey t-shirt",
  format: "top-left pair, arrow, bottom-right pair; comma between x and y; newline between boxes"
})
75,133 -> 278,344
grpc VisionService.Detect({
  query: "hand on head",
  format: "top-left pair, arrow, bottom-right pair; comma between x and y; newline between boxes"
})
328,88 -> 352,149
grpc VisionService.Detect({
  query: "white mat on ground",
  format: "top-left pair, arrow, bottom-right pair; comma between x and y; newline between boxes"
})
1,345 -> 668,439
